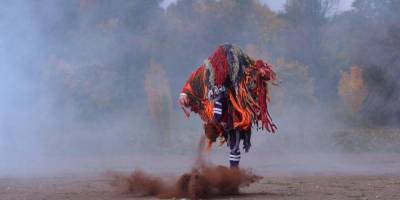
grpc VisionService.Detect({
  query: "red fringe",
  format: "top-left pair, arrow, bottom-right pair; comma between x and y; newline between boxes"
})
254,60 -> 277,133
181,53 -> 277,134
208,46 -> 229,86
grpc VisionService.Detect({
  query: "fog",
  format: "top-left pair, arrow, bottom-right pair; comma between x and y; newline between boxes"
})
0,0 -> 399,177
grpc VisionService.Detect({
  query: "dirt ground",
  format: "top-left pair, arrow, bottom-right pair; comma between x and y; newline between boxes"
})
1,153 -> 400,199
0,173 -> 399,200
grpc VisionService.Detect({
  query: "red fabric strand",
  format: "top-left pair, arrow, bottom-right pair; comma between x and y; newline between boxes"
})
208,46 -> 229,86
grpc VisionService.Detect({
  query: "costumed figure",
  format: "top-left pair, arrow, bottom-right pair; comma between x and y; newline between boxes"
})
179,44 -> 277,168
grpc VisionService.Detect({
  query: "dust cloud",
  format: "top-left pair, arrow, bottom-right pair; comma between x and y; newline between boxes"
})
0,0 -> 399,180
109,136 -> 261,199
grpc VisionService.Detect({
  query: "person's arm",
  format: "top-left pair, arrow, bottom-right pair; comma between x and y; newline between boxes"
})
178,66 -> 204,116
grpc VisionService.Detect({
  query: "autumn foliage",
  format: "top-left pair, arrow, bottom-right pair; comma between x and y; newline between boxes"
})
35,0 -> 400,126
144,60 -> 172,132
338,66 -> 367,112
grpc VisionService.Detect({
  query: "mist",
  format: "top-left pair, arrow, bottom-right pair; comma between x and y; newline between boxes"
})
0,0 -> 399,178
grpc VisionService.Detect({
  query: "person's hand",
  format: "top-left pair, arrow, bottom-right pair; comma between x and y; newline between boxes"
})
178,93 -> 189,107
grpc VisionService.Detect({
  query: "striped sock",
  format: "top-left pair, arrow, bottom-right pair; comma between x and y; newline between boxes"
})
229,151 -> 240,168
213,100 -> 223,121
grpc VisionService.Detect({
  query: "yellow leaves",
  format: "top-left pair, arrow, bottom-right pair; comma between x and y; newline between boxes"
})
244,43 -> 271,60
272,58 -> 316,113
79,0 -> 95,12
338,66 -> 367,112
97,18 -> 120,31
46,55 -> 76,90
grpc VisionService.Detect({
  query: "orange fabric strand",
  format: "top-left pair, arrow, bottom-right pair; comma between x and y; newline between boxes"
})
179,45 -> 278,149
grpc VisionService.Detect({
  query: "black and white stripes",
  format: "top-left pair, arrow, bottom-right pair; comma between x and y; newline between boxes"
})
228,130 -> 241,168
229,151 -> 241,167
213,96 -> 224,122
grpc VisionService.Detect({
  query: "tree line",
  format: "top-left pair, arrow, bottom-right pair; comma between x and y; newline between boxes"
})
34,0 -> 400,126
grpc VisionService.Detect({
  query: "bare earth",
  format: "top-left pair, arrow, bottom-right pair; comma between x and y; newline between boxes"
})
0,174 -> 400,200
1,153 -> 400,199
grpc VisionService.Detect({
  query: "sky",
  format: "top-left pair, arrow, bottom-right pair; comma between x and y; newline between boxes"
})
160,0 -> 355,12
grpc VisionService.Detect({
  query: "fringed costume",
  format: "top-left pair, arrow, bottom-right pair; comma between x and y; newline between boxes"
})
180,44 -> 277,168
